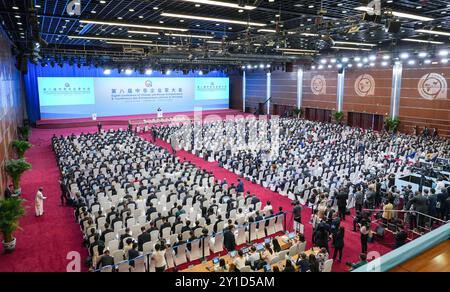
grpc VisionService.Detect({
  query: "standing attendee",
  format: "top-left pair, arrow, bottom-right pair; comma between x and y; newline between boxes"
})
97,122 -> 103,133
336,188 -> 348,220
35,187 -> 47,217
236,179 -> 244,193
4,184 -> 14,200
360,220 -> 370,254
293,201 -> 302,233
223,225 -> 237,252
59,180 -> 69,206
332,226 -> 345,262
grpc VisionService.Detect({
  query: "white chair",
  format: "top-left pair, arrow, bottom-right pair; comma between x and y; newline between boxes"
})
117,260 -> 130,272
108,239 -> 119,252
174,243 -> 188,266
297,241 -> 306,254
239,266 -> 252,272
322,259 -> 333,272
247,223 -> 258,242
165,247 -> 176,269
269,256 -> 279,265
210,233 -> 224,254
112,250 -> 125,264
277,250 -> 288,261
187,239 -> 202,262
132,256 -> 147,272
288,244 -> 298,258
235,226 -> 246,246
100,265 -> 113,272
266,217 -> 276,236
142,241 -> 155,254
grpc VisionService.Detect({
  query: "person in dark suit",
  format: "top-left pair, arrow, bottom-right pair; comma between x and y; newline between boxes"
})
96,249 -> 114,269
332,226 -> 345,262
172,234 -> 186,255
119,227 -> 133,249
336,189 -> 348,221
128,243 -> 140,268
159,217 -> 171,237
223,225 -> 236,252
213,215 -> 224,233
137,227 -> 151,252
100,223 -> 114,242
181,220 -> 192,234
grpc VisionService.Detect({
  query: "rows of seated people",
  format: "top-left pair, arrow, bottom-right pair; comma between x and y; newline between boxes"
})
52,129 -> 287,272
153,117 -> 450,223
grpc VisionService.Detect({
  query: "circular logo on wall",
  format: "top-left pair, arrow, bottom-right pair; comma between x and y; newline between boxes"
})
65,83 -> 70,88
418,73 -> 447,100
311,75 -> 326,95
145,80 -> 153,88
355,74 -> 375,97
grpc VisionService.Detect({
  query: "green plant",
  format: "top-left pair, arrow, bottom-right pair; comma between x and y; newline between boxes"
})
0,198 -> 25,243
385,117 -> 401,133
17,125 -> 31,141
12,140 -> 32,159
293,107 -> 303,118
333,111 -> 344,124
5,159 -> 32,192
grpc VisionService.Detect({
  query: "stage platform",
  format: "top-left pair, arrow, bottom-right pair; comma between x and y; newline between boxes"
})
35,109 -> 244,129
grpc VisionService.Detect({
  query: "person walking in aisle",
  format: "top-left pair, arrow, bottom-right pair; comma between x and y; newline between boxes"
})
360,220 -> 370,254
332,226 -> 345,262
35,187 -> 47,217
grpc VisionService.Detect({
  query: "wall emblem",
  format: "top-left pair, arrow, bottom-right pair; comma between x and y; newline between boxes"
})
355,74 -> 375,97
418,73 -> 447,100
311,75 -> 326,95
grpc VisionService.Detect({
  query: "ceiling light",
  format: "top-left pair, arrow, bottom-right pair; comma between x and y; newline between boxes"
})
257,29 -> 277,33
441,58 -> 449,64
418,52 -> 427,58
145,69 -> 153,75
424,59 -> 431,64
408,60 -> 415,65
438,50 -> 449,56
160,12 -> 266,26
106,42 -> 166,46
127,30 -> 160,35
79,19 -> 188,32
354,57 -> 361,62
369,55 -> 377,61
125,69 -> 133,75
333,41 -> 376,47
300,33 -> 319,37
276,48 -> 317,53
357,63 -> 363,67
400,52 -> 409,59
332,46 -> 372,51
167,33 -> 214,39
354,7 -> 433,21
382,55 -> 390,60
180,0 -> 256,10
381,61 -> 389,66
103,69 -> 112,75
415,29 -> 450,37
402,38 -> 444,45
342,57 -> 349,63
69,36 -> 154,43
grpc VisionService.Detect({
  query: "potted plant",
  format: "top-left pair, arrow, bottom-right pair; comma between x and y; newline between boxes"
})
385,117 -> 401,133
0,197 -> 26,253
17,125 -> 31,141
292,107 -> 303,118
333,111 -> 344,124
5,159 -> 32,195
12,140 -> 32,159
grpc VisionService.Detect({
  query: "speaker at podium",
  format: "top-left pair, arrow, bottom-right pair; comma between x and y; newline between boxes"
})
157,107 -> 163,118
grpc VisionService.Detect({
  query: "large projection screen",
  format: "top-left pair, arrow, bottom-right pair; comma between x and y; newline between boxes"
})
38,77 -> 230,119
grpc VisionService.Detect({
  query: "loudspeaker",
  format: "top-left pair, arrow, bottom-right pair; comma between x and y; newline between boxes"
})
387,21 -> 401,34
285,62 -> 294,72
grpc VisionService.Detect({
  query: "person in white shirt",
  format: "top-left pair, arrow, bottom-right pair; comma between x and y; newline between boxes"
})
35,187 -> 47,217
233,250 -> 247,271
152,243 -> 167,272
263,201 -> 273,213
246,246 -> 260,269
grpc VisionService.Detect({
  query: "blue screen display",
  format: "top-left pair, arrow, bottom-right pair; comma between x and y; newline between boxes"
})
38,77 -> 230,119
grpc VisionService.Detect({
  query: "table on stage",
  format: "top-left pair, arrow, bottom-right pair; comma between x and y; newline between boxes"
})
181,235 -> 319,273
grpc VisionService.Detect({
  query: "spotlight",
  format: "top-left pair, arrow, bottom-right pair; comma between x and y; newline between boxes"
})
247,65 -> 252,69
382,55 -> 390,60
408,60 -> 415,65
347,63 -> 353,68
125,69 -> 133,75
198,70 -> 203,75
104,69 -> 111,75
400,52 -> 409,59
330,58 -> 337,64
441,58 -> 449,64
311,65 -> 316,70
354,57 -> 361,62
369,55 -> 377,61
259,64 -> 265,69
320,59 -> 327,64
424,59 -> 431,64
145,69 -> 153,75
318,65 -> 324,69
342,57 -> 349,63
357,63 -> 363,67
381,61 -> 389,66
418,52 -> 427,58
166,69 -> 172,75
438,50 -> 449,57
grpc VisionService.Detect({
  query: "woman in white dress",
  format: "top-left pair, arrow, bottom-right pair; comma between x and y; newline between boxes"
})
35,187 -> 47,217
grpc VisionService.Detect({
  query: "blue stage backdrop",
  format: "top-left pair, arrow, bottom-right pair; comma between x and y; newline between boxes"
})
24,63 -> 229,122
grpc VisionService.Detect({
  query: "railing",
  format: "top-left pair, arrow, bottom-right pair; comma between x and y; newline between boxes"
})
352,221 -> 450,272
93,212 -> 291,272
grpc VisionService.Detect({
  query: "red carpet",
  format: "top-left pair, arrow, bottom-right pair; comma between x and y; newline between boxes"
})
0,123 -> 392,272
